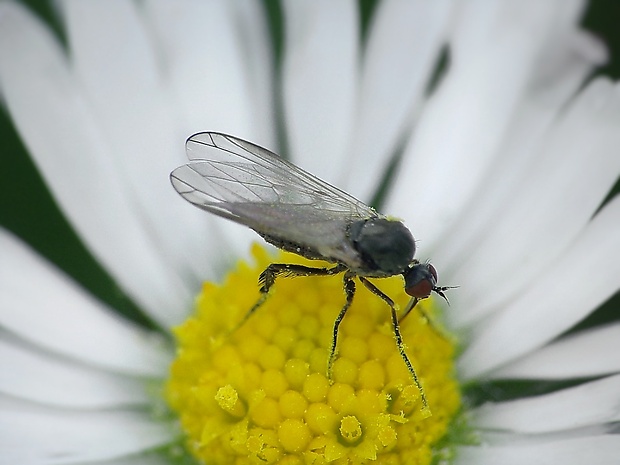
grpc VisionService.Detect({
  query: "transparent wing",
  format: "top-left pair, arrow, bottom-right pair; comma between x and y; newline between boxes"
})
170,132 -> 378,233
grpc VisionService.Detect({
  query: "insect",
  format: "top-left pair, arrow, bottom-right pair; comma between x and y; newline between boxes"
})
170,132 -> 450,410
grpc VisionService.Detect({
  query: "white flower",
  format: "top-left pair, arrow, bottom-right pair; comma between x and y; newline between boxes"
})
1,1 -> 620,464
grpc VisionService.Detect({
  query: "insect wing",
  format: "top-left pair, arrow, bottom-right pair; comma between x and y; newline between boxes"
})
171,131 -> 376,220
176,132 -> 375,213
170,132 -> 379,263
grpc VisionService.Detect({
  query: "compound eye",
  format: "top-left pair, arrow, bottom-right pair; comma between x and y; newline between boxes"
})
405,278 -> 433,299
428,264 -> 438,282
404,263 -> 438,299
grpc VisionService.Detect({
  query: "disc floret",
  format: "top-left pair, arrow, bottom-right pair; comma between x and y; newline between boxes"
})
166,245 -> 461,464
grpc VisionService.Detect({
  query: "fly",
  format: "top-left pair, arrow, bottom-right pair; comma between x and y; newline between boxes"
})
170,132 -> 451,410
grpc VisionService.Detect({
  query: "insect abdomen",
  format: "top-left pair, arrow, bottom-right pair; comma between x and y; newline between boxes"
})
258,233 -> 327,262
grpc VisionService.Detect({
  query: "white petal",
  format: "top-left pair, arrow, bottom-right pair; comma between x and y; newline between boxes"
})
59,0 -> 222,283
69,455 -> 170,465
227,0 -> 277,145
142,0 -> 273,258
479,424 -> 615,447
0,2 -> 191,326
387,0 -> 584,250
0,229 -> 172,377
340,0 -> 453,201
459,195 -> 620,379
449,0 -> 583,62
0,397 -> 174,465
433,29 -> 607,280
472,375 -> 620,433
492,323 -> 620,379
0,334 -> 149,409
457,436 -> 620,465
282,0 -> 359,185
70,455 -> 170,465
447,78 -> 620,326
143,0 -> 271,142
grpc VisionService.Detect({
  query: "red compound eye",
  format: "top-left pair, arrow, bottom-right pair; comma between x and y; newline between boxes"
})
404,263 -> 438,299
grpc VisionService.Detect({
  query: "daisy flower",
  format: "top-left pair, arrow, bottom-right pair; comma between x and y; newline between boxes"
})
1,1 -> 620,464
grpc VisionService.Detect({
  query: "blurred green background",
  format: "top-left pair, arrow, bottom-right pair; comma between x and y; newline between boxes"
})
1,0 -> 619,333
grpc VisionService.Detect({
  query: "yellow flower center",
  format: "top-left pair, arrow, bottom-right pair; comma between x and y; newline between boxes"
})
166,245 -> 461,464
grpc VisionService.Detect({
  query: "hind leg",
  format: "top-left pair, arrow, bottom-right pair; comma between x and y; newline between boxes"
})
327,272 -> 356,379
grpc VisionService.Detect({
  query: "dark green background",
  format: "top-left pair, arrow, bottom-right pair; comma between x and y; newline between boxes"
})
1,0 -> 619,333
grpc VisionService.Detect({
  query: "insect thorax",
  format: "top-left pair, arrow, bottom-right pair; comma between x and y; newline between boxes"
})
348,218 -> 416,276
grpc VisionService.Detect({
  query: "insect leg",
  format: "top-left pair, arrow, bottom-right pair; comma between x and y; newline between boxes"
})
399,297 -> 419,323
400,297 -> 450,341
359,277 -> 430,414
327,272 -> 356,380
238,263 -> 346,327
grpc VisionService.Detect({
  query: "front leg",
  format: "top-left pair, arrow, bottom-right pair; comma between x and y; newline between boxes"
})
238,263 -> 346,328
359,277 -> 430,414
